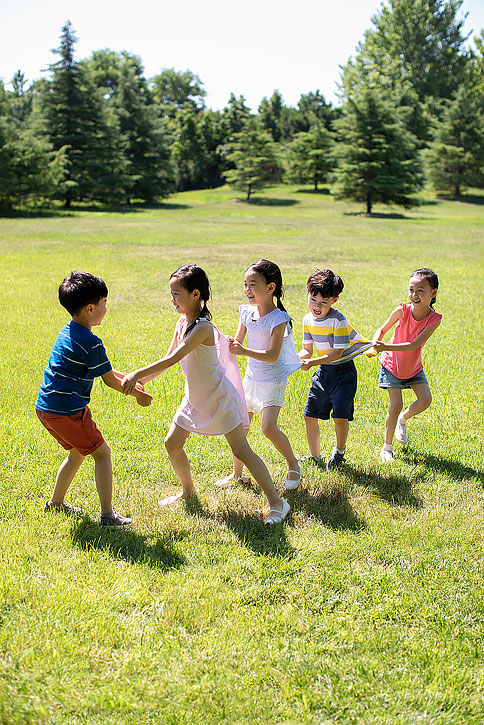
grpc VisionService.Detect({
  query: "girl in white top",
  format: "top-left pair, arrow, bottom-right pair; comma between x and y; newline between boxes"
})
122,264 -> 290,526
220,259 -> 302,490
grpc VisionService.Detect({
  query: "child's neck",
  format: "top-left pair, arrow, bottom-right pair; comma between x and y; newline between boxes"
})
411,303 -> 431,321
184,305 -> 203,325
72,314 -> 92,331
256,299 -> 276,317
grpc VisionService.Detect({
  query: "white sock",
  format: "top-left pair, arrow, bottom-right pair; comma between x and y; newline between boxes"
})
335,446 -> 346,455
382,444 -> 393,453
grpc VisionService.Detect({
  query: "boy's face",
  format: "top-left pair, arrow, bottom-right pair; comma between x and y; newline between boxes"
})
307,291 -> 339,318
89,297 -> 107,326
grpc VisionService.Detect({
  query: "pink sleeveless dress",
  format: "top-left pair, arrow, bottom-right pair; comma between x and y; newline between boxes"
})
173,319 -> 249,435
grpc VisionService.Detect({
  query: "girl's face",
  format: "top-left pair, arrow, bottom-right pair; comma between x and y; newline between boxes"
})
408,276 -> 437,310
243,269 -> 275,306
169,277 -> 200,316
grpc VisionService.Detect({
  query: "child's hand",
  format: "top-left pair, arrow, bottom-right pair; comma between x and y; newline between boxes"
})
122,371 -> 139,394
373,341 -> 386,352
229,340 -> 244,355
135,388 -> 153,407
300,359 -> 313,371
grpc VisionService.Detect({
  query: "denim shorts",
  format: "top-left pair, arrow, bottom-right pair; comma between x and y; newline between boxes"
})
304,360 -> 357,421
378,364 -> 428,390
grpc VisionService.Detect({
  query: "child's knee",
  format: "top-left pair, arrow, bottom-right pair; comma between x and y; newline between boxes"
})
389,400 -> 403,414
92,442 -> 111,460
261,420 -> 277,439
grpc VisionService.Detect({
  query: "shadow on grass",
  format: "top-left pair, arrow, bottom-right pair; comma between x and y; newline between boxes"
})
343,211 -> 411,220
286,486 -> 366,532
295,188 -> 330,195
437,193 -> 484,205
343,465 -> 423,508
245,197 -> 299,207
0,201 -> 190,218
184,497 -> 296,558
70,517 -> 186,571
401,450 -> 484,485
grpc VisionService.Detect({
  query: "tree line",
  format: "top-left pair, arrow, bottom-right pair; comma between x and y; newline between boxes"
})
1,0 -> 484,213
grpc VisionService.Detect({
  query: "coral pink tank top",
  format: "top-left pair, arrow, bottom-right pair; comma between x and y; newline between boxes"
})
380,303 -> 441,380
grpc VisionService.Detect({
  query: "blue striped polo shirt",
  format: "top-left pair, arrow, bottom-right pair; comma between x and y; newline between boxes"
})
35,321 -> 112,415
303,309 -> 373,366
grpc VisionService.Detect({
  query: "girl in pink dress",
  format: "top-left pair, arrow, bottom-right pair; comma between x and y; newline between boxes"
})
122,265 -> 290,526
373,268 -> 442,462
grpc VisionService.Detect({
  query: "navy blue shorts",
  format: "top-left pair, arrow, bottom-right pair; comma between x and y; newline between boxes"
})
304,360 -> 357,421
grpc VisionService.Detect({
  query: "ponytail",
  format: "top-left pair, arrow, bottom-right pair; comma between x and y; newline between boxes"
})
247,259 -> 293,328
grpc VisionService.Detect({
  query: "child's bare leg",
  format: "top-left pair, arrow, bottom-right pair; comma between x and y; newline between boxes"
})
218,413 -> 253,485
261,406 -> 299,480
304,415 -> 321,457
225,425 -> 282,509
164,423 -> 197,502
50,448 -> 85,504
333,418 -> 349,450
404,384 -> 432,419
385,388 -> 403,445
91,442 -> 113,514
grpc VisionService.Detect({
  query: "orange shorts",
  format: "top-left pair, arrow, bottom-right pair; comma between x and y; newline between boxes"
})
36,406 -> 105,456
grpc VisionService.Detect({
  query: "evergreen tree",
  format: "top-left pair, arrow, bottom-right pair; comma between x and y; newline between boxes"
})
113,62 -> 174,202
7,71 -> 32,126
170,107 -> 206,191
198,110 -> 225,188
425,85 -> 484,195
221,94 -> 251,137
40,21 -> 126,206
0,82 -> 65,210
224,116 -> 283,200
258,90 -> 284,141
286,122 -> 335,191
332,89 -> 423,214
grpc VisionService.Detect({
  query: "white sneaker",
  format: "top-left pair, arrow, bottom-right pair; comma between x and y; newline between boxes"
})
380,448 -> 394,463
395,414 -> 407,444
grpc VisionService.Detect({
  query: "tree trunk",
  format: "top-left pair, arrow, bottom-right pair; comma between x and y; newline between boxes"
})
314,177 -> 318,192
247,184 -> 252,201
366,193 -> 372,214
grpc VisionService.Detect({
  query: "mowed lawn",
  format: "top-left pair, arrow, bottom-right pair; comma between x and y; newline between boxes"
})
1,186 -> 483,724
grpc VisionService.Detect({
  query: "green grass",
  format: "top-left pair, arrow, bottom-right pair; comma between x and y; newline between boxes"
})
1,185 -> 483,724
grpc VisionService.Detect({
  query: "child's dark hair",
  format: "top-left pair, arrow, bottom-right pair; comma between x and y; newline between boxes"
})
170,264 -> 212,336
247,259 -> 292,327
307,269 -> 344,298
411,268 -> 439,309
58,271 -> 108,316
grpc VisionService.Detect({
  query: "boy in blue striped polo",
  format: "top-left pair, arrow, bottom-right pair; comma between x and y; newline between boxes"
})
298,269 -> 373,470
36,271 -> 152,525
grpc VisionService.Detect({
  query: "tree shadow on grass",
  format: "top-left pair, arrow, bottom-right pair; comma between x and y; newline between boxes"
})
343,211 -> 411,220
245,197 -> 299,207
184,496 -> 296,559
343,465 -> 423,508
0,201 -> 190,218
70,517 -> 186,571
401,450 -> 484,486
286,486 -> 366,532
437,193 -> 484,205
295,188 -> 330,195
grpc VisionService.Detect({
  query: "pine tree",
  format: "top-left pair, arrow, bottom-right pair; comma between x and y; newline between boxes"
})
425,85 -> 484,195
113,62 -> 173,202
224,116 -> 283,200
332,90 -> 423,214
286,122 -> 335,191
40,21 -> 126,207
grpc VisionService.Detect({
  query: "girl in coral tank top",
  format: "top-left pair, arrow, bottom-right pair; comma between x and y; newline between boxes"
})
373,268 -> 442,462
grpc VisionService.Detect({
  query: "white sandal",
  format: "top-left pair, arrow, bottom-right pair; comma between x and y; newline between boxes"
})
264,498 -> 291,527
284,468 -> 301,491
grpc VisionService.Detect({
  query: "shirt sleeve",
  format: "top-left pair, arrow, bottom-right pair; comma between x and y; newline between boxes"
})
269,308 -> 290,335
333,316 -> 351,349
239,304 -> 250,328
302,314 -> 313,344
86,338 -> 112,377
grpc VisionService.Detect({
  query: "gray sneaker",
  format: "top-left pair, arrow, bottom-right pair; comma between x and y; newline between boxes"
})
100,511 -> 132,527
326,451 -> 346,471
44,501 -> 85,516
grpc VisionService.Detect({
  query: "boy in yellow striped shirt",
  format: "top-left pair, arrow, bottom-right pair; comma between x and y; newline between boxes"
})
298,269 -> 373,470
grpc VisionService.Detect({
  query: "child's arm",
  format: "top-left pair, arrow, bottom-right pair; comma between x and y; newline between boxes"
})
372,307 -> 403,345
102,369 -> 153,407
229,321 -> 285,362
297,342 -> 313,360
300,348 -> 344,371
122,321 -> 213,394
374,320 -> 441,352
227,320 -> 247,346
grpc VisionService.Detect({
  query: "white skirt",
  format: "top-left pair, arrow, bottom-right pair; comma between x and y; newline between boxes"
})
243,377 -> 287,414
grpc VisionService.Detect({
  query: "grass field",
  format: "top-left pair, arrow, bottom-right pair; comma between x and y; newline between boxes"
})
1,185 -> 483,724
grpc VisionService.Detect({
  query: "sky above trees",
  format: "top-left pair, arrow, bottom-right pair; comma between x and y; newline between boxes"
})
1,0 -> 483,110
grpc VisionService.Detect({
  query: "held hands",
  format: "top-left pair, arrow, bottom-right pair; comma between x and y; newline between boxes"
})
228,339 -> 245,356
121,371 -> 141,396
300,359 -> 313,372
134,386 -> 153,407
373,341 -> 387,352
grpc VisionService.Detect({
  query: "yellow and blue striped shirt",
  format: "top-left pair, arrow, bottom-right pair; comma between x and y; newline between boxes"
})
303,310 -> 373,366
